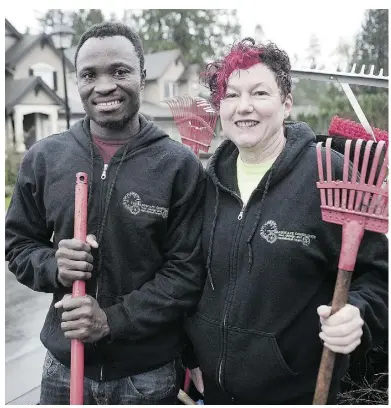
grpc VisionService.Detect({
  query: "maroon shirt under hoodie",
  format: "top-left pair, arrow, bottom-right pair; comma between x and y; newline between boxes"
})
92,135 -> 130,164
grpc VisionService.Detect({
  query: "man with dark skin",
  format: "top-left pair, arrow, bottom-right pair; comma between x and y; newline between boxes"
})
6,22 -> 206,405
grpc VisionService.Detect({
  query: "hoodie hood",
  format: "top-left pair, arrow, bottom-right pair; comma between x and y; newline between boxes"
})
68,113 -> 169,161
208,121 -> 316,193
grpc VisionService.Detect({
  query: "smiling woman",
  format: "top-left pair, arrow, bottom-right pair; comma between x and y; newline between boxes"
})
184,37 -> 388,405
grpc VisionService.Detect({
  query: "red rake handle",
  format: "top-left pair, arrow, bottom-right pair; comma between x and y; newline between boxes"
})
70,172 -> 88,405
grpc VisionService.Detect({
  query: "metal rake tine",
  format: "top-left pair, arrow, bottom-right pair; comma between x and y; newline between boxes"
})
354,141 -> 374,212
341,139 -> 352,209
325,138 -> 333,207
362,141 -> 386,210
348,139 -> 363,211
368,142 -> 388,215
316,142 -> 327,208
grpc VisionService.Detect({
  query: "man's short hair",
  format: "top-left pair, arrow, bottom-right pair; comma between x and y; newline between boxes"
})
74,21 -> 145,74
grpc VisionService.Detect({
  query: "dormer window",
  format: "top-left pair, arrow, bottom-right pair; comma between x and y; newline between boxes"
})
29,62 -> 57,91
164,81 -> 179,98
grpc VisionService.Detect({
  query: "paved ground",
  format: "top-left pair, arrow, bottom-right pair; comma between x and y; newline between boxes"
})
5,264 -> 51,404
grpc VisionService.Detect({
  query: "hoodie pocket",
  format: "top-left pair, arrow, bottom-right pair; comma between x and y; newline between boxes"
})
185,313 -> 221,379
224,327 -> 298,396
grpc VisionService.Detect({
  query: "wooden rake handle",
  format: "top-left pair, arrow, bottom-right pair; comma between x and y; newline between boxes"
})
313,269 -> 352,405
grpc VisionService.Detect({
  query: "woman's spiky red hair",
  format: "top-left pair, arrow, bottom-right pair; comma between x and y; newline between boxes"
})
201,39 -> 262,108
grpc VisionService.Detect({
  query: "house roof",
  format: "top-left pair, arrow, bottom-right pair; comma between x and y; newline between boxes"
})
5,19 -> 22,40
140,101 -> 172,119
144,49 -> 182,81
6,35 -> 41,66
66,95 -> 85,115
5,77 -> 65,114
64,46 -> 77,65
5,32 -> 75,71
178,63 -> 200,82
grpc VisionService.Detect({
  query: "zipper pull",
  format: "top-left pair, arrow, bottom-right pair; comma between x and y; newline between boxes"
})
238,205 -> 246,220
101,164 -> 108,180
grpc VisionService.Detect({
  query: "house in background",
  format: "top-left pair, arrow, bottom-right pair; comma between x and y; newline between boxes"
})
5,17 -> 207,156
5,19 -> 77,153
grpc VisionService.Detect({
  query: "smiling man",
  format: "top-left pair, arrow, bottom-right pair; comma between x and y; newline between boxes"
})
5,22 -> 206,405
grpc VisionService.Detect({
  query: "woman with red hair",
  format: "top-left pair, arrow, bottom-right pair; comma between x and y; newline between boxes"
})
184,38 -> 388,404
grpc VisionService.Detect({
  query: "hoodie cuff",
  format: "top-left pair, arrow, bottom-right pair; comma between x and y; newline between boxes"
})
347,294 -> 371,355
45,255 -> 62,290
103,303 -> 131,342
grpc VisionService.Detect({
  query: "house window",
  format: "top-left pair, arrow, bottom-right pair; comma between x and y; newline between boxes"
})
30,63 -> 57,91
164,81 -> 179,98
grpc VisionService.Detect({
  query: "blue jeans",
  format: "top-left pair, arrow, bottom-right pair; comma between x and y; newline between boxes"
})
39,351 -> 180,405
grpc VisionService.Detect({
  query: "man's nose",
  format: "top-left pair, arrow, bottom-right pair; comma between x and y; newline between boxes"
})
94,76 -> 117,94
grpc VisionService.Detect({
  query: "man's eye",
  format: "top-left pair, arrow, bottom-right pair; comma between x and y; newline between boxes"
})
82,72 -> 94,80
114,69 -> 128,76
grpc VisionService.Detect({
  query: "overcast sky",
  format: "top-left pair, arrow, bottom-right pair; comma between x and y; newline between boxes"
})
4,3 -> 386,66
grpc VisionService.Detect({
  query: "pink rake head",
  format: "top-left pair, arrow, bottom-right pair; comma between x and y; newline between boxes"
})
165,96 -> 218,155
316,138 -> 388,272
316,138 -> 388,233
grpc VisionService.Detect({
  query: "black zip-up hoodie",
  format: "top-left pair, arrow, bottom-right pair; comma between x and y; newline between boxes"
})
5,115 -> 206,381
185,122 -> 388,403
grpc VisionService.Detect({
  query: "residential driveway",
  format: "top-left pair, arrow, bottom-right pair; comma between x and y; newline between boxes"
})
5,264 -> 51,404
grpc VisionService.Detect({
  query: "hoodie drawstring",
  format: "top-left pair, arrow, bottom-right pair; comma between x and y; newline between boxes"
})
205,184 -> 219,290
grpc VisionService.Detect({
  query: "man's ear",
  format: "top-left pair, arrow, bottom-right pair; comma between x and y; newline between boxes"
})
141,69 -> 146,90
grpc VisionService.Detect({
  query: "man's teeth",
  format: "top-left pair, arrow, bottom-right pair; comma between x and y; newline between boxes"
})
97,101 -> 121,107
236,121 -> 259,127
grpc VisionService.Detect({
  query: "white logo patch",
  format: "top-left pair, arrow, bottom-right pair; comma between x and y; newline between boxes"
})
123,192 -> 168,219
260,220 -> 316,246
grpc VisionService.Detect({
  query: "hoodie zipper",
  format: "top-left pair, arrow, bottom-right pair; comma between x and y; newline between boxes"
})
237,204 -> 246,220
95,161 -> 109,382
217,195 -> 245,390
93,142 -> 159,382
96,161 -> 109,300
101,164 -> 108,180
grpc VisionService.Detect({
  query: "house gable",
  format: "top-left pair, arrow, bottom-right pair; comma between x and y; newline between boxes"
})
5,77 -> 65,114
6,33 -> 74,72
5,19 -> 22,51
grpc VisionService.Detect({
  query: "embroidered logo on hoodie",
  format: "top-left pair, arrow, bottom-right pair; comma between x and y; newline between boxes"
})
123,192 -> 168,219
260,220 -> 316,246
